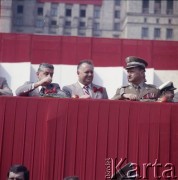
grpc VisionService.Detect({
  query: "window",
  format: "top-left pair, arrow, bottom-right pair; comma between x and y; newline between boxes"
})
114,23 -> 120,31
156,18 -> 159,24
167,0 -> 173,14
141,27 -> 148,38
64,29 -> 71,35
35,19 -> 44,28
154,28 -> 161,38
94,6 -> 100,18
51,4 -> 58,16
168,19 -> 172,24
14,17 -> 23,26
144,18 -> 147,23
80,9 -> 86,18
65,21 -> 71,27
17,5 -> 23,14
78,30 -> 86,36
79,21 -> 86,28
37,7 -> 43,16
93,30 -> 101,37
142,0 -> 149,13
166,28 -> 173,39
115,0 -> 120,6
51,20 -> 57,26
66,9 -> 72,17
114,10 -> 120,19
93,22 -> 100,30
154,0 -> 161,14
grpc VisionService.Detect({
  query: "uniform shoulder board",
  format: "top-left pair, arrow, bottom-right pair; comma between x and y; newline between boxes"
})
120,85 -> 129,88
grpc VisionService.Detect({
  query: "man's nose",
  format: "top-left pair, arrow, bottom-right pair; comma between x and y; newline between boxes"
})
48,74 -> 53,78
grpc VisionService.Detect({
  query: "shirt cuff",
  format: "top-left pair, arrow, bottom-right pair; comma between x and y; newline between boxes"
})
31,83 -> 35,90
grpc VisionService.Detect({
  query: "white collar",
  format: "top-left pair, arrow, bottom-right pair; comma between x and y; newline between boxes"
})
78,81 -> 91,89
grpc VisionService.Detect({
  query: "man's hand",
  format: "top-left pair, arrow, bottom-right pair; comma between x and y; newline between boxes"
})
34,76 -> 52,88
39,76 -> 52,86
123,93 -> 138,101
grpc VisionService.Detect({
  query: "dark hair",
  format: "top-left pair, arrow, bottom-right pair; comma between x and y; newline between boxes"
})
77,60 -> 94,71
7,164 -> 29,180
37,63 -> 54,72
63,176 -> 80,180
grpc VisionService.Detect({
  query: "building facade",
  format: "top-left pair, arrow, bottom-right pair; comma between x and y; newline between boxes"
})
0,0 -> 178,40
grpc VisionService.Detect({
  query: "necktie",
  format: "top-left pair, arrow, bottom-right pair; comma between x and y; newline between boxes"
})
135,86 -> 141,95
83,86 -> 89,95
39,87 -> 45,96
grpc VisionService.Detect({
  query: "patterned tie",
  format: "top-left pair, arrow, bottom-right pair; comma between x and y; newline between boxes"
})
83,85 -> 89,95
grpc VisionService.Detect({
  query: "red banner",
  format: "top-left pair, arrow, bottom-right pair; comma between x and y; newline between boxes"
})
0,33 -> 178,70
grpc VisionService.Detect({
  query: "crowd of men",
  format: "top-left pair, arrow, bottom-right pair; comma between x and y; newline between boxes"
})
0,56 -> 176,102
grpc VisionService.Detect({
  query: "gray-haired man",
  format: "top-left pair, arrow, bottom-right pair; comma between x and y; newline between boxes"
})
16,63 -> 68,97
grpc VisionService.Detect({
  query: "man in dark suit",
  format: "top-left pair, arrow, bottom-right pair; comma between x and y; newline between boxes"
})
0,77 -> 13,96
7,164 -> 29,180
16,63 -> 67,97
62,60 -> 108,99
112,56 -> 159,101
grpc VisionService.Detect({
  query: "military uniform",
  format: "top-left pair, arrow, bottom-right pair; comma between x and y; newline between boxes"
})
157,81 -> 176,102
112,56 -> 159,101
112,83 -> 159,101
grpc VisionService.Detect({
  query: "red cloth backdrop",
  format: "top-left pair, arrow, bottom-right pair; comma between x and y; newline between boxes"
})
0,97 -> 178,180
0,33 -> 178,70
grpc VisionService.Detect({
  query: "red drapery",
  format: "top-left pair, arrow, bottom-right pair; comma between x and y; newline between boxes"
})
0,33 -> 178,70
0,97 -> 178,180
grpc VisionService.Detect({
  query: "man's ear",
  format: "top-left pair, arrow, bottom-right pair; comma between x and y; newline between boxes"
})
140,69 -> 145,76
77,70 -> 79,75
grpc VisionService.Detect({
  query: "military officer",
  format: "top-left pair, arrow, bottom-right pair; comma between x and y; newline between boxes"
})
157,81 -> 176,102
112,56 -> 159,101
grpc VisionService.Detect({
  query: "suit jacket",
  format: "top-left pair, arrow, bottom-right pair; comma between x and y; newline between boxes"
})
62,82 -> 108,99
0,77 -> 13,96
112,83 -> 159,101
15,81 -> 66,97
